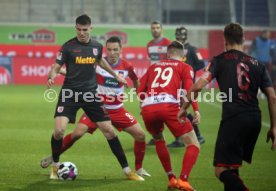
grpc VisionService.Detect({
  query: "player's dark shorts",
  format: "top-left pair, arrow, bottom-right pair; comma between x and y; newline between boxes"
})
213,111 -> 261,167
54,88 -> 109,123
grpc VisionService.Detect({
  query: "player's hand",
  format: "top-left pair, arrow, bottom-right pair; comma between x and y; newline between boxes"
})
266,127 -> 276,151
116,75 -> 128,85
47,78 -> 54,88
177,107 -> 187,124
193,111 -> 201,125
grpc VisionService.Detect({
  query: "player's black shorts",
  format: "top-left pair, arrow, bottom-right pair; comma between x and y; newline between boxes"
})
54,89 -> 109,123
213,111 -> 261,167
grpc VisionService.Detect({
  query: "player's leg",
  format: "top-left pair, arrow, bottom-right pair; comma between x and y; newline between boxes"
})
61,113 -> 97,154
48,93 -> 80,179
84,103 -> 144,181
213,113 -> 258,191
40,113 -> 95,169
49,116 -> 69,179
96,120 -> 143,181
109,108 -> 149,176
141,108 -> 177,188
176,130 -> 200,191
215,167 -> 248,191
165,105 -> 199,191
167,113 -> 205,148
123,123 -> 150,176
186,113 -> 205,144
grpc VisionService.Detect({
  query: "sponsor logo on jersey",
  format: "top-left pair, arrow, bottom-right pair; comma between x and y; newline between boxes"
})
104,77 -> 120,88
93,48 -> 98,56
118,71 -> 125,77
75,56 -> 96,64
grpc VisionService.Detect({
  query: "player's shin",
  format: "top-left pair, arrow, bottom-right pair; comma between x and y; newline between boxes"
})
180,144 -> 199,181
107,136 -> 129,169
155,140 -> 175,180
51,135 -> 63,163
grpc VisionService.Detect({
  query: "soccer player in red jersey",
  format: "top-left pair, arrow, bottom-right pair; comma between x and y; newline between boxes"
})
178,23 -> 276,191
42,36 -> 148,180
146,21 -> 171,146
138,41 -> 200,190
147,21 -> 171,65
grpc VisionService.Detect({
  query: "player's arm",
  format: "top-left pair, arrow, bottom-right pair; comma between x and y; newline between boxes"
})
132,79 -> 139,89
99,58 -> 127,85
59,67 -> 66,75
137,71 -> 149,102
264,87 -> 276,151
128,65 -> 140,89
178,71 -> 210,123
47,63 -> 61,88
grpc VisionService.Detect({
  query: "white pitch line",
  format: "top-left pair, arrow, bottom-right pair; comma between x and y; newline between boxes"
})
203,102 -> 270,128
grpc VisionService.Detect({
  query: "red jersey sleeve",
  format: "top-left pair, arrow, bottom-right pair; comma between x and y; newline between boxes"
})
137,71 -> 149,100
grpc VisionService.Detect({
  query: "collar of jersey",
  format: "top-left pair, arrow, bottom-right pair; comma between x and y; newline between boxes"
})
105,57 -> 121,68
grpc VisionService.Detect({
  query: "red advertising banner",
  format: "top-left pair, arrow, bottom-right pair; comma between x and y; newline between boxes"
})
12,57 -> 149,86
13,57 -> 64,85
3,44 -> 208,85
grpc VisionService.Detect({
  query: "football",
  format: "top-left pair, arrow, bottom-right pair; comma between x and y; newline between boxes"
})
57,162 -> 78,180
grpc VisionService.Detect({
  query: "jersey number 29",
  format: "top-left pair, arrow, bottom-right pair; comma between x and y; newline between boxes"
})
151,67 -> 173,88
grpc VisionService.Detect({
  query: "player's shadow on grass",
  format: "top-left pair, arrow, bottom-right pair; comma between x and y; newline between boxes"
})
8,178 -> 125,191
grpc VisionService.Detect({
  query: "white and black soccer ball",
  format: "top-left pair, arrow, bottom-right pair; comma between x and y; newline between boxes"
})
57,162 -> 78,180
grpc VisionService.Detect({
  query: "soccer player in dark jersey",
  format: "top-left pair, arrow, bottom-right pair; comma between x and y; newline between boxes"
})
46,14 -> 142,181
138,41 -> 200,191
178,23 -> 276,191
42,36 -> 149,179
168,26 -> 206,148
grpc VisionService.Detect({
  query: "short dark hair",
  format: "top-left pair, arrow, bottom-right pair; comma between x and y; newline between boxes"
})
106,36 -> 122,48
151,20 -> 162,28
224,23 -> 243,45
75,14 -> 91,25
168,41 -> 184,50
167,41 -> 184,56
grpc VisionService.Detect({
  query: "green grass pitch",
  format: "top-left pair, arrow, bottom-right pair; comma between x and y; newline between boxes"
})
0,85 -> 275,191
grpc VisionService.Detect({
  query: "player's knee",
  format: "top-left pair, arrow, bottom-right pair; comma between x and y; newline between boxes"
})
98,123 -> 116,139
215,167 -> 225,179
54,128 -> 65,139
134,130 -> 145,141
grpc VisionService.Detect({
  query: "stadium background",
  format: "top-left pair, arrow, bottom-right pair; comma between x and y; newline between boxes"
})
0,1 -> 275,191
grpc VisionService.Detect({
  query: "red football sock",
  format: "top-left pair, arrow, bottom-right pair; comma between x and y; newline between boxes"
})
180,144 -> 199,181
60,133 -> 77,154
134,141 -> 146,170
155,140 -> 175,180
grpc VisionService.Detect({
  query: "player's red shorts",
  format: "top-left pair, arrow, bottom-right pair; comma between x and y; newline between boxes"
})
78,107 -> 138,134
141,103 -> 193,137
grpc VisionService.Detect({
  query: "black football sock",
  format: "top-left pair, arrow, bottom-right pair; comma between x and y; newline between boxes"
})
107,136 -> 129,169
187,113 -> 201,137
51,135 -> 63,163
219,170 -> 249,191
